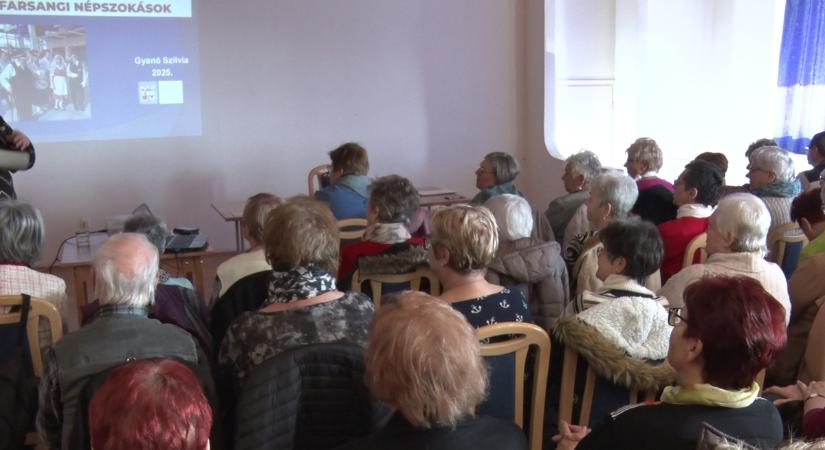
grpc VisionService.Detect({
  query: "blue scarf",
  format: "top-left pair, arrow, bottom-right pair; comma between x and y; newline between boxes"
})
471,181 -> 525,205
750,179 -> 801,198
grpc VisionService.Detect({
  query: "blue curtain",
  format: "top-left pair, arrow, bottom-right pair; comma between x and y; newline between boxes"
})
775,0 -> 825,154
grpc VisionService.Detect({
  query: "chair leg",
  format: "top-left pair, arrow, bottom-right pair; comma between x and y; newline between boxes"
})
558,348 -> 578,425
579,367 -> 596,426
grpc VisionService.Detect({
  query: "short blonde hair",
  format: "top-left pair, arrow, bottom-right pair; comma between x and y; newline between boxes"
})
264,196 -> 339,273
365,291 -> 488,428
626,137 -> 664,172
242,193 -> 282,243
430,205 -> 499,273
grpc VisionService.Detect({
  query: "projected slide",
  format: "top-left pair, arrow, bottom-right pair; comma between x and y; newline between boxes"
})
0,0 -> 200,142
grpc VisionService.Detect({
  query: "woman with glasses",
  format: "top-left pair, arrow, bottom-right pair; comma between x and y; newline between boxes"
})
747,145 -> 800,236
470,151 -> 525,205
554,276 -> 786,450
623,137 -> 677,225
428,204 -> 531,329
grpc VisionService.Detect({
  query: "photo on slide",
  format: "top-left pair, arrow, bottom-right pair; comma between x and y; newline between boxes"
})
0,24 -> 91,122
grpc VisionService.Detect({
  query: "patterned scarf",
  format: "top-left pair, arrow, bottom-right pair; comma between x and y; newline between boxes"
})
660,382 -> 759,408
750,179 -> 802,198
264,264 -> 336,306
362,222 -> 411,245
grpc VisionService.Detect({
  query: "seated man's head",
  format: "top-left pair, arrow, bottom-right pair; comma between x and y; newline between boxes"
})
747,146 -> 796,190
624,137 -> 662,178
264,196 -> 339,274
596,219 -> 663,284
706,193 -> 770,256
791,187 -> 825,241
807,131 -> 825,167
241,193 -> 281,248
328,142 -> 369,183
429,205 -> 499,276
0,200 -> 44,266
93,233 -> 159,308
484,193 -> 533,242
123,213 -> 168,256
673,160 -> 724,208
586,170 -> 638,230
562,150 -> 601,193
367,175 -> 420,226
90,358 -> 211,450
365,291 -> 487,428
475,152 -> 519,190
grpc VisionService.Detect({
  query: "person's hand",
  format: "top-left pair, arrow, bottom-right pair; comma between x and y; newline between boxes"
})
765,380 -> 808,406
551,420 -> 591,450
9,130 -> 30,151
807,381 -> 825,398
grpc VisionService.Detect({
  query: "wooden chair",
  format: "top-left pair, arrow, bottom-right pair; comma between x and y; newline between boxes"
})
0,294 -> 63,377
682,232 -> 708,268
767,223 -> 803,259
338,218 -> 368,244
558,346 -> 665,427
351,267 -> 441,307
768,226 -> 809,278
476,322 -> 550,450
307,164 -> 331,195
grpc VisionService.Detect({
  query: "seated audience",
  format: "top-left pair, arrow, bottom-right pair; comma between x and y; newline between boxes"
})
89,358 -> 212,450
429,204 -> 531,328
543,150 -> 602,246
799,131 -> 825,192
719,138 -> 778,197
624,137 -> 676,224
554,276 -> 786,450
37,233 -> 213,449
659,193 -> 791,322
338,175 -> 426,289
485,194 -> 568,331
747,145 -> 800,236
219,197 -> 373,383
768,187 -> 825,386
213,192 -> 281,301
658,160 -> 723,283
337,291 -> 528,450
470,151 -> 525,205
0,200 -> 67,353
314,142 -> 371,219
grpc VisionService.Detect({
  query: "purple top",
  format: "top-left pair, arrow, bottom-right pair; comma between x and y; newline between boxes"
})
636,176 -> 674,193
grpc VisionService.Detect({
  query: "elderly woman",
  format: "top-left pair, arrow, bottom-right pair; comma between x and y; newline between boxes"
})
90,359 -> 212,450
555,276 -> 786,449
564,171 -> 653,297
314,142 -> 371,219
659,193 -> 790,322
219,197 -> 374,382
337,291 -> 527,450
471,151 -> 525,205
338,175 -> 427,289
658,160 -> 724,283
747,145 -> 800,235
624,137 -> 676,224
543,150 -> 602,247
767,187 -> 825,386
429,204 -> 531,328
0,200 -> 67,353
484,194 -> 568,331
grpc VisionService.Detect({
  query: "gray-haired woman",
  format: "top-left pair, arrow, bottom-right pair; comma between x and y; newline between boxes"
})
471,151 -> 525,205
544,150 -> 602,247
747,145 -> 801,236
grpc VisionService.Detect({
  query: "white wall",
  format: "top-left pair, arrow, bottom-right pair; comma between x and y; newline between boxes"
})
14,0 -> 547,262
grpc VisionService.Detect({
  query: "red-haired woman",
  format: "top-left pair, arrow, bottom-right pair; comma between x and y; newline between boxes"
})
89,359 -> 212,450
554,276 -> 786,450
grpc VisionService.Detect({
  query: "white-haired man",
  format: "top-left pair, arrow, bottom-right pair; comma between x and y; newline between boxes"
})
36,233 -> 215,449
659,193 -> 791,323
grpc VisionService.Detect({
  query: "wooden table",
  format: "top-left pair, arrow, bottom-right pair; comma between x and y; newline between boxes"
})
56,232 -> 211,321
419,193 -> 469,207
211,201 -> 247,251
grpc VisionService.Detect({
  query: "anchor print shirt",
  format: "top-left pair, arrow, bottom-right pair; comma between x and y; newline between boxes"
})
450,287 -> 532,330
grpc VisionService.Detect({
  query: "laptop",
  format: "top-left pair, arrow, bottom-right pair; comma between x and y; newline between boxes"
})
132,204 -> 208,253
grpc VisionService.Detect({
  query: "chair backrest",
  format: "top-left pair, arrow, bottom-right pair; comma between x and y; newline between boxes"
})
682,232 -> 708,268
234,343 -> 390,450
307,164 -> 331,195
350,267 -> 441,307
210,270 -> 271,353
338,218 -> 368,243
477,322 -> 551,450
0,295 -> 63,377
773,233 -> 809,278
557,346 -> 659,428
766,223 -> 803,262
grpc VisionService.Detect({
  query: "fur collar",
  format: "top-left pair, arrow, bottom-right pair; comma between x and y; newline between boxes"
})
357,244 -> 429,276
554,315 -> 676,392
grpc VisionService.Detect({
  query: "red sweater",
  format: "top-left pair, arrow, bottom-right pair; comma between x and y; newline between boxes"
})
338,236 -> 427,282
657,216 -> 709,283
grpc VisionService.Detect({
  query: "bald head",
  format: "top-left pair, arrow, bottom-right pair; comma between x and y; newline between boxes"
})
93,233 -> 159,307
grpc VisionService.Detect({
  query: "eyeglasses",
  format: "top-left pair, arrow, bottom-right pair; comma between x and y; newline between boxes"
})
668,307 -> 688,326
